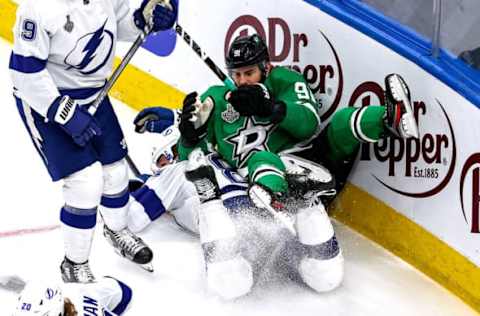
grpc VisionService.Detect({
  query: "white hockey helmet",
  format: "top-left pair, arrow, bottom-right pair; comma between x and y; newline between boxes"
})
12,281 -> 64,316
151,126 -> 181,173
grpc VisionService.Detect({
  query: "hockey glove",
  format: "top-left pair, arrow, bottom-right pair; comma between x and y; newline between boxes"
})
229,83 -> 286,123
47,96 -> 101,147
179,92 -> 208,147
133,107 -> 178,133
134,0 -> 177,33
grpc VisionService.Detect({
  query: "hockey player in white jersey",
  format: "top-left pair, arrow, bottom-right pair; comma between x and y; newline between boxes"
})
9,0 -> 178,282
12,276 -> 132,315
130,117 -> 344,299
127,125 -> 250,235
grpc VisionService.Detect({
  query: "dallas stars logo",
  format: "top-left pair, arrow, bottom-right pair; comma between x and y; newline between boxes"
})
225,117 -> 276,168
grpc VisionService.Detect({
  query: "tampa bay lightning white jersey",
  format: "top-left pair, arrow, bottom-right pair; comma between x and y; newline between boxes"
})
129,154 -> 250,234
9,0 -> 141,117
64,276 -> 132,315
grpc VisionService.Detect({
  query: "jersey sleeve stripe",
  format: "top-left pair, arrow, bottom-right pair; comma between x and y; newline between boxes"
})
59,84 -> 105,100
9,52 -> 47,73
221,184 -> 249,195
106,277 -> 133,315
131,186 -> 167,221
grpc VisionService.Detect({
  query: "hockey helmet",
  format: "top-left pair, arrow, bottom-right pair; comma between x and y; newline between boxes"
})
13,281 -> 64,316
151,126 -> 181,173
225,34 -> 269,71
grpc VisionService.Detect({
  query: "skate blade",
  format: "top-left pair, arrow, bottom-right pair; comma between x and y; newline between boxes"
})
140,262 -> 154,272
112,250 -> 154,272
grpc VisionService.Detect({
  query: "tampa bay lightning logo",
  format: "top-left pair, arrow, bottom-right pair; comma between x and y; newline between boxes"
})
64,19 -> 113,75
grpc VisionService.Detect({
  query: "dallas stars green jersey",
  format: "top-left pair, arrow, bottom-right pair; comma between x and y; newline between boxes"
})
179,66 -> 321,193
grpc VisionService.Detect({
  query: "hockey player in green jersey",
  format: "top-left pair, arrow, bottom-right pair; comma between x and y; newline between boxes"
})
177,34 -> 322,198
177,33 -> 418,199
133,33 -> 418,299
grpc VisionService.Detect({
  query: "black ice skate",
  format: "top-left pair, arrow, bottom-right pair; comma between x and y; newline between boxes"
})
384,73 -> 419,139
103,225 -> 154,272
185,149 -> 221,203
281,154 -> 337,206
60,257 -> 96,283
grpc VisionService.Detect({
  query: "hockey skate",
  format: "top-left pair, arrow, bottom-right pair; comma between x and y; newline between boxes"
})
384,73 -> 419,139
60,257 -> 96,283
185,149 -> 221,203
103,225 -> 154,272
281,154 -> 336,202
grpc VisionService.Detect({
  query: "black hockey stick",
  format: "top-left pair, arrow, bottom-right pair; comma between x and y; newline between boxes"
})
174,24 -> 236,90
87,31 -> 147,115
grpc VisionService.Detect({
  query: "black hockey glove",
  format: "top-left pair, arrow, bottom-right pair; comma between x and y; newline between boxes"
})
179,92 -> 208,147
229,83 -> 286,124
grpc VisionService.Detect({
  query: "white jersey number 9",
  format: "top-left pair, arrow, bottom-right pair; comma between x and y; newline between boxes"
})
294,82 -> 316,103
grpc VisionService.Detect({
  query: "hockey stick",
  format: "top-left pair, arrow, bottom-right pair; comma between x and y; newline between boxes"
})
86,0 -> 172,178
174,24 -> 236,90
88,28 -> 150,115
248,185 -> 297,236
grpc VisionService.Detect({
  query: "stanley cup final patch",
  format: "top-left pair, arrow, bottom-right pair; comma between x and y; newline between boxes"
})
64,15 -> 74,32
221,103 -> 240,123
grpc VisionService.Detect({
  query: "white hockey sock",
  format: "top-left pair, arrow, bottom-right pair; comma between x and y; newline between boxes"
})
60,206 -> 97,263
295,204 -> 344,292
99,187 -> 129,231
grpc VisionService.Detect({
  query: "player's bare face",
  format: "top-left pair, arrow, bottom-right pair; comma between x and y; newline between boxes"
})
231,65 -> 262,86
156,155 -> 171,168
155,145 -> 178,169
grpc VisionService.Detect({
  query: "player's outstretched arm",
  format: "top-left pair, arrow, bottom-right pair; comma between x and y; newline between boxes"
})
133,0 -> 177,34
115,0 -> 177,41
133,107 -> 178,133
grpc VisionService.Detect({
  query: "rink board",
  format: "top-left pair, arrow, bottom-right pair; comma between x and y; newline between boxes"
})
2,0 -> 480,312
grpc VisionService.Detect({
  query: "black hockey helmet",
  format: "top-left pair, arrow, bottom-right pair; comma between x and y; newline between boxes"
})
225,34 -> 270,70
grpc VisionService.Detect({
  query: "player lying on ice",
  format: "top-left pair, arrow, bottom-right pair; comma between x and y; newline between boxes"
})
12,276 -> 132,315
129,33 -> 419,299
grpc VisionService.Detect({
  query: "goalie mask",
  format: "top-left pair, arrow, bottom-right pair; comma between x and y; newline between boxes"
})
151,126 -> 181,174
225,34 -> 270,81
13,281 -> 64,316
